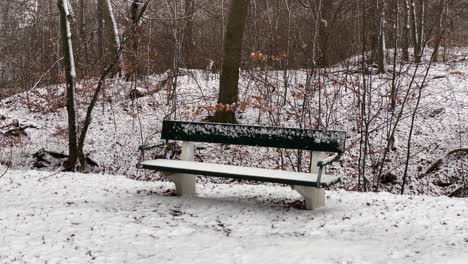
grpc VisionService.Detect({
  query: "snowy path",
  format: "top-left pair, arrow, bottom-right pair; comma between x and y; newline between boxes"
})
1,170 -> 467,264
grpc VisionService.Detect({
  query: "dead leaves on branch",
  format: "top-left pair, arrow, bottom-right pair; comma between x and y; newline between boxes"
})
190,98 -> 271,118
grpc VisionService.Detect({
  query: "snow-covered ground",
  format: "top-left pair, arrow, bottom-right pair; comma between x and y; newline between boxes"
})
1,169 -> 467,263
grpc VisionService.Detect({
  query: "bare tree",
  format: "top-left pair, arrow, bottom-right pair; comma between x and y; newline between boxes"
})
58,0 -> 78,170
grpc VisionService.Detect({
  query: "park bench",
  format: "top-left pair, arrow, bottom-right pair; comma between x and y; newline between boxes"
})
139,120 -> 346,210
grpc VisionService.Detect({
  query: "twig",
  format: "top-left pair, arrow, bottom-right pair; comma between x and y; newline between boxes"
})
0,140 -> 13,180
37,170 -> 65,182
448,185 -> 464,197
30,57 -> 64,92
0,166 -> 9,180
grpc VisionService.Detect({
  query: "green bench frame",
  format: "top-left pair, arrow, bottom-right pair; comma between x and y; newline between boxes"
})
140,120 -> 346,209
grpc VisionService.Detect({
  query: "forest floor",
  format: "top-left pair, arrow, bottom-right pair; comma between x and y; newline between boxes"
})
1,169 -> 467,264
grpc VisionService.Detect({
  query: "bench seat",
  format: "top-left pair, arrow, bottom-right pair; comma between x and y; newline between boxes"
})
140,159 -> 341,187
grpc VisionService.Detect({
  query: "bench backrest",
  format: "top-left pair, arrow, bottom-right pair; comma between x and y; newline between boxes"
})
161,120 -> 346,153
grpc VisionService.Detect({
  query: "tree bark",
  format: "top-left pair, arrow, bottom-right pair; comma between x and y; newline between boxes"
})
97,0 -> 104,67
410,0 -> 424,63
79,0 -> 90,69
318,0 -> 332,68
409,0 -> 419,62
98,0 -> 121,75
214,0 -> 249,123
129,0 -> 142,79
377,0 -> 386,73
401,0 -> 410,62
432,1 -> 444,63
128,0 -> 150,80
183,0 -> 195,68
58,0 -> 78,170
415,0 -> 424,63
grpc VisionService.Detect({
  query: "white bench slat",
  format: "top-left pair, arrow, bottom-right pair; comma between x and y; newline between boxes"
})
141,159 -> 340,187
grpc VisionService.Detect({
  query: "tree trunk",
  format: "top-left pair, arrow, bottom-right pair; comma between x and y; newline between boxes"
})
214,0 -> 249,123
183,0 -> 195,68
401,0 -> 410,62
128,0 -> 150,80
409,0 -> 418,62
415,0 -> 424,63
58,0 -> 78,170
433,1 -> 444,63
97,0 -> 104,68
377,0 -> 386,73
79,0 -> 90,71
318,0 -> 332,68
129,0 -> 142,79
410,0 -> 424,63
99,0 -> 121,75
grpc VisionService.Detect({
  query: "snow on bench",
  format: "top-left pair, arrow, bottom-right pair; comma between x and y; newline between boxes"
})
140,120 -> 346,210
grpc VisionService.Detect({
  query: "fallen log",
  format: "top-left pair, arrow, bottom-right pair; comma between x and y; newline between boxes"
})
33,148 -> 98,169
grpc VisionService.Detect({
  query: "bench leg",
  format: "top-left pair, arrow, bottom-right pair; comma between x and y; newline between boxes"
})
168,173 -> 196,197
293,185 -> 325,210
167,141 -> 196,197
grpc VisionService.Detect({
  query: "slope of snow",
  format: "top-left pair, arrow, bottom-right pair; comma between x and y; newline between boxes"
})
1,169 -> 467,263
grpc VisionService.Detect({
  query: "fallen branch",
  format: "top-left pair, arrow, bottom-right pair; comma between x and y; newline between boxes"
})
0,140 -> 13,180
0,166 -> 8,180
418,147 -> 468,178
448,185 -> 464,198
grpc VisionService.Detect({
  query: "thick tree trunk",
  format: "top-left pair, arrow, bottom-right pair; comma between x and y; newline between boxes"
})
214,0 -> 249,123
58,0 -> 78,170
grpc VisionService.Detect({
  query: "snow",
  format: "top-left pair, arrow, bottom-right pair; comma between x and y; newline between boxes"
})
1,169 -> 467,263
